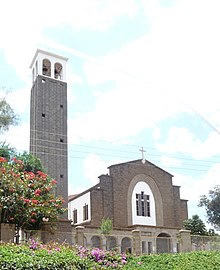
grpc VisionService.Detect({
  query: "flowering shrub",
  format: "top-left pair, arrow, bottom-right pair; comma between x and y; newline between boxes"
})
76,245 -> 127,268
0,157 -> 66,230
0,242 -> 220,270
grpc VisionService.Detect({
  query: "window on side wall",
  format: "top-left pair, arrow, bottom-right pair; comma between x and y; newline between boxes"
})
73,209 -> 77,224
83,204 -> 89,221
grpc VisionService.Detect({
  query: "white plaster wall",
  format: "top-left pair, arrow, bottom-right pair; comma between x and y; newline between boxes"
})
68,192 -> 91,224
132,181 -> 156,226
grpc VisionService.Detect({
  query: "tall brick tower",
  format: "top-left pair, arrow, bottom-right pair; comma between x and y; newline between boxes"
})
29,49 -> 68,217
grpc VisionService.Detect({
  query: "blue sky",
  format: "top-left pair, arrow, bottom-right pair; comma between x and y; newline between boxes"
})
1,0 -> 220,229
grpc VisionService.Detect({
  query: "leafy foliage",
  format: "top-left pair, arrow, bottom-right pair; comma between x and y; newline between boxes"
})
0,97 -> 18,133
15,151 -> 44,173
0,157 -> 66,230
99,217 -> 113,236
199,185 -> 220,230
183,215 -> 208,235
123,251 -> 220,270
0,243 -> 220,269
0,142 -> 15,160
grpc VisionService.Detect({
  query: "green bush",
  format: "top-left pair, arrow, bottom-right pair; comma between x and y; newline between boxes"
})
124,251 -> 220,270
0,243 -> 94,270
0,242 -> 220,270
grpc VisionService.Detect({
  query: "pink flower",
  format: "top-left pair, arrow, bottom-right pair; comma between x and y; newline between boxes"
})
30,219 -> 36,223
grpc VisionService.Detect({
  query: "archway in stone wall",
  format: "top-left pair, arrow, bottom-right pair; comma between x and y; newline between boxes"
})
91,235 -> 101,248
156,233 -> 172,253
106,236 -> 117,250
121,237 -> 132,253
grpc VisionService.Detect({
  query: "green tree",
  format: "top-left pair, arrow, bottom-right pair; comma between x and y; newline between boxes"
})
15,151 -> 44,173
0,144 -> 44,174
0,142 -> 16,160
199,186 -> 220,231
183,214 -> 207,235
0,156 -> 66,233
0,97 -> 18,133
98,217 -> 113,250
99,217 -> 113,236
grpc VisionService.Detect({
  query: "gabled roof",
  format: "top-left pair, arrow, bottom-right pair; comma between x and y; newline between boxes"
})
68,159 -> 174,202
68,183 -> 100,202
108,159 -> 173,177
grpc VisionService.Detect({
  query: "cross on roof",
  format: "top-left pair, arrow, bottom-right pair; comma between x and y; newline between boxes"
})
139,147 -> 146,164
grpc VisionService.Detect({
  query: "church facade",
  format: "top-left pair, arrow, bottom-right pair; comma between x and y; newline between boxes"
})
69,159 -> 188,254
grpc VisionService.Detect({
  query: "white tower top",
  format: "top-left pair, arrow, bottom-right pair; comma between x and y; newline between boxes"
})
30,49 -> 68,83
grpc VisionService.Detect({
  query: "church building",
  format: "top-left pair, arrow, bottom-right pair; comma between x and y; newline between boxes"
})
29,49 -> 188,253
69,159 -> 188,254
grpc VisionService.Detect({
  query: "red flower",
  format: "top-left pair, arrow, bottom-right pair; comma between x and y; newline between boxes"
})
37,171 -> 47,178
51,179 -> 57,184
12,157 -> 23,164
0,157 -> 7,163
0,167 -> 6,173
34,189 -> 41,195
24,199 -> 30,203
31,199 -> 39,204
27,172 -> 35,180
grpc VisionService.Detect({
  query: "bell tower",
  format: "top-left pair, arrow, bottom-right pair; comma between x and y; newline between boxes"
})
30,49 -> 68,217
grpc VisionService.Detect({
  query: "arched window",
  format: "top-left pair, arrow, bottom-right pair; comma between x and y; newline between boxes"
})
132,181 -> 156,226
42,59 -> 51,77
54,62 -> 63,80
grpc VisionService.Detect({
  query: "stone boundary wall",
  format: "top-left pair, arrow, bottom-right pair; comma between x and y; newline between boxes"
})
2,223 -> 220,255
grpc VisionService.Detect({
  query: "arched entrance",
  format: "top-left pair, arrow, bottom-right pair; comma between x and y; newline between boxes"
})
121,237 -> 132,253
106,236 -> 117,250
91,235 -> 101,248
156,233 -> 172,253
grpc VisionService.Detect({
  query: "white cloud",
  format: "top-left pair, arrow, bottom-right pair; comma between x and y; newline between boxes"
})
157,127 -> 220,159
173,163 -> 220,205
152,127 -> 161,141
68,182 -> 85,196
2,0 -> 220,141
83,153 -> 109,185
160,156 -> 182,169
0,0 -> 139,83
0,122 -> 30,152
7,87 -> 30,114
